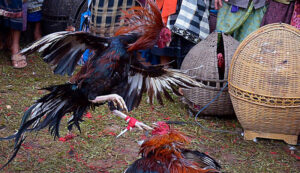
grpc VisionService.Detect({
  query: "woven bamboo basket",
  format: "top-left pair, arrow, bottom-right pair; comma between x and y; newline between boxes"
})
228,23 -> 300,145
180,32 -> 239,116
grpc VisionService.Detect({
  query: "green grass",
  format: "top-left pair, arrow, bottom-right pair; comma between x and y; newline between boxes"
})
0,50 -> 299,173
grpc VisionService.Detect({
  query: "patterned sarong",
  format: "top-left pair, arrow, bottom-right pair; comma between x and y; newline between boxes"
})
89,0 -> 137,37
0,0 -> 25,31
216,1 -> 266,41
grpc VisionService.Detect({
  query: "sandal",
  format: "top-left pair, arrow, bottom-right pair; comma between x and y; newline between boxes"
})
11,54 -> 27,69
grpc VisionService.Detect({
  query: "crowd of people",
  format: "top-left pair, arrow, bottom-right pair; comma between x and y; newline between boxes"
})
0,0 -> 299,69
144,0 -> 299,68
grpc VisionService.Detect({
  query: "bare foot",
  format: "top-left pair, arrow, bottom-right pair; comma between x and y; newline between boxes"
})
10,29 -> 27,68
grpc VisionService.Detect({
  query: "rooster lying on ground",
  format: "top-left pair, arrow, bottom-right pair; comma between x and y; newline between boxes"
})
0,0 -> 203,169
125,122 -> 221,173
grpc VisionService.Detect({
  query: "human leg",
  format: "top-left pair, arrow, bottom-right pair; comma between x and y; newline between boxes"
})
33,22 -> 42,40
11,29 -> 27,68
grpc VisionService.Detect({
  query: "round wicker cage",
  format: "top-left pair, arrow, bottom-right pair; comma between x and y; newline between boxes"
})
228,23 -> 300,145
180,32 -> 239,116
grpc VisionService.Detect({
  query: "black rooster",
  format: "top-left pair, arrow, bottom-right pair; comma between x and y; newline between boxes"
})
0,0 -> 202,169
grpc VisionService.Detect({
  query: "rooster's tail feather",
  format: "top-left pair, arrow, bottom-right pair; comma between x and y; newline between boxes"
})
0,83 -> 91,170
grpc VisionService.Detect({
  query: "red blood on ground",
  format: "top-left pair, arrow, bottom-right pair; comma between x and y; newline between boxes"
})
38,158 -> 46,163
84,112 -> 93,119
59,133 -> 76,142
21,143 -> 33,150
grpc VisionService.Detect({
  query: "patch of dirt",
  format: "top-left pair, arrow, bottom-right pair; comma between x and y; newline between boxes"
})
221,153 -> 238,164
104,124 -> 121,133
114,139 -> 140,161
87,159 -> 114,170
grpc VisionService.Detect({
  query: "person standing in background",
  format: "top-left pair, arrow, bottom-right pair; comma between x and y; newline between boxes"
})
69,0 -> 138,65
260,0 -> 296,27
0,0 -> 27,68
27,0 -> 43,40
89,0 -> 137,37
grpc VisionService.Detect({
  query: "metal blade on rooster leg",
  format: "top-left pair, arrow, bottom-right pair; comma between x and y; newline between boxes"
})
90,94 -> 153,138
112,110 -> 153,138
117,129 -> 128,138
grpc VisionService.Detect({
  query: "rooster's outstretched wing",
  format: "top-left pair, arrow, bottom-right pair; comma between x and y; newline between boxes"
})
20,31 -> 110,76
113,60 -> 203,111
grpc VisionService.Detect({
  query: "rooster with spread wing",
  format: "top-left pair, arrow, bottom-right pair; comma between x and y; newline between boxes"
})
0,0 -> 202,169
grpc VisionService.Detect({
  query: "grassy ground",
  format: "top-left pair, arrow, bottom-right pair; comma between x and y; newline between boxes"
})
0,49 -> 299,173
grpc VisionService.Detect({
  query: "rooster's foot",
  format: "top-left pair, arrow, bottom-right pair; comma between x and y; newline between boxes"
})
90,94 -> 128,112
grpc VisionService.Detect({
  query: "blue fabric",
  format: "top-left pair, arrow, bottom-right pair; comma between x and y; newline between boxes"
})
140,50 -> 160,65
83,49 -> 92,62
78,49 -> 93,66
80,10 -> 91,31
78,5 -> 92,66
210,9 -> 218,14
27,11 -> 42,22
231,5 -> 239,13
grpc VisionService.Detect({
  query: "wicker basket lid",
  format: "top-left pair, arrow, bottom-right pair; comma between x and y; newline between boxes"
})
229,23 -> 300,99
181,32 -> 239,82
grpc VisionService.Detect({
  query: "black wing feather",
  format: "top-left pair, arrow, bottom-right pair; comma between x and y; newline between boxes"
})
182,149 -> 221,171
125,157 -> 169,173
20,31 -> 110,76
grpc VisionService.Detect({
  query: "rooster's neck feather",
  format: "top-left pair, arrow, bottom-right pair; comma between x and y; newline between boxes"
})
115,0 -> 164,51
